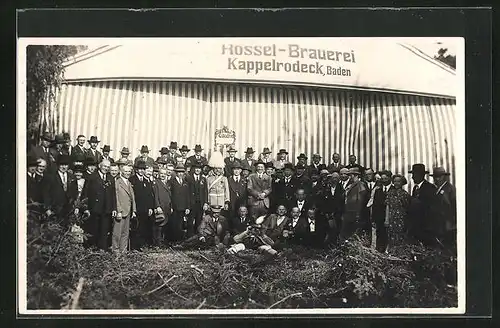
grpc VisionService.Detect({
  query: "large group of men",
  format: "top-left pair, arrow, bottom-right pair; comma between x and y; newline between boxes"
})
27,131 -> 457,256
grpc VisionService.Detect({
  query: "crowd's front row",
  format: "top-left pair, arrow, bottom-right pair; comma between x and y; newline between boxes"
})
27,150 -> 457,257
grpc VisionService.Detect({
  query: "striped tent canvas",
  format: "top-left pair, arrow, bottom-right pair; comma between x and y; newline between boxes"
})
45,81 -> 456,191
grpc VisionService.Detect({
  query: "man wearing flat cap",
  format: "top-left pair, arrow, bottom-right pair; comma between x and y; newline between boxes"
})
134,145 -> 155,168
129,160 -> 155,249
87,136 -> 103,164
273,149 -> 290,171
408,163 -> 437,245
430,167 -> 456,249
340,167 -> 368,241
241,147 -> 257,174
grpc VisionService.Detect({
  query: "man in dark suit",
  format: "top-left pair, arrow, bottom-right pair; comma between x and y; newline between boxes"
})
187,144 -> 208,173
240,147 -> 257,174
307,154 -> 326,177
129,160 -> 155,249
27,155 -> 39,204
346,154 -> 365,176
361,168 -> 377,237
230,206 -> 252,236
71,135 -> 87,159
292,188 -> 312,218
430,167 -> 457,249
327,153 -> 345,173
340,167 -> 368,241
31,131 -> 59,173
42,155 -> 77,222
87,136 -> 103,164
282,206 -> 307,246
152,167 -> 172,246
134,145 -> 155,168
318,172 -> 345,245
299,208 -> 328,249
296,153 -> 308,167
263,204 -> 291,248
294,163 -> 311,193
84,156 -> 98,180
371,170 -> 393,252
101,145 -> 115,164
187,162 -> 208,235
81,158 -> 117,250
274,163 -> 297,211
224,146 -> 240,177
408,164 -> 437,246
168,164 -> 192,242
227,161 -> 248,218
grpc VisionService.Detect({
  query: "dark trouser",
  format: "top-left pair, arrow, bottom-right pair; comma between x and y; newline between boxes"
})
167,210 -> 186,242
152,222 -> 165,247
84,213 -> 112,250
340,213 -> 359,241
325,216 -> 340,246
191,204 -> 203,236
375,223 -> 388,252
130,213 -> 152,250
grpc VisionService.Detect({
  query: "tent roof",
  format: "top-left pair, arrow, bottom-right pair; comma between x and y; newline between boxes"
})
62,38 -> 457,98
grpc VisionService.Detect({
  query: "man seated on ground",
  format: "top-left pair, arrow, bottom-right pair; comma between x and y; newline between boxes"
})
230,206 -> 253,236
282,206 -> 307,246
178,205 -> 230,249
298,208 -> 328,249
227,216 -> 277,256
262,204 -> 291,249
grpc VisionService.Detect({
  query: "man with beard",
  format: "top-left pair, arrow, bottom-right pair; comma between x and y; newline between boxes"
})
327,153 -> 345,173
340,167 -> 368,241
129,161 -> 155,249
82,158 -> 117,250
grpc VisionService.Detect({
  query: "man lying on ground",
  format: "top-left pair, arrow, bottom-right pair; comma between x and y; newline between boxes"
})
227,216 -> 277,256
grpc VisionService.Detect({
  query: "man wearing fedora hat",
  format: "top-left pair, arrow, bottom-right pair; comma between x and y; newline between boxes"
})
129,160 -> 155,249
340,167 -> 368,241
408,163 -> 437,245
224,145 -> 241,177
87,136 -> 103,164
42,154 -> 77,221
258,147 -> 273,164
187,145 -> 208,171
164,141 -> 180,164
84,156 -> 98,180
247,160 -> 272,219
179,145 -> 191,162
227,161 -> 248,218
186,162 -> 209,234
31,131 -> 58,172
430,167 -> 456,249
152,167 -> 172,247
54,134 -> 68,158
116,147 -> 133,167
168,164 -> 192,242
273,149 -> 290,171
113,164 -> 136,254
101,145 -> 114,164
156,147 -> 171,165
134,145 -> 155,168
296,153 -> 308,167
241,147 -> 257,174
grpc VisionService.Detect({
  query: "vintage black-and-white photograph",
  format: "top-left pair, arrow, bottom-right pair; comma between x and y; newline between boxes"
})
18,37 -> 464,314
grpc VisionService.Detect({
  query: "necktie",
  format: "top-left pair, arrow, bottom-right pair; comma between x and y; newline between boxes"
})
62,173 -> 67,191
241,217 -> 245,223
413,184 -> 420,196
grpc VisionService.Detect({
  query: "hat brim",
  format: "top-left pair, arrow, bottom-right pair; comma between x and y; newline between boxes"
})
408,170 -> 430,174
429,172 -> 450,176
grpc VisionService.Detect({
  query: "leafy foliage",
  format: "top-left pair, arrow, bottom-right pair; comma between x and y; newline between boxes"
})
434,48 -> 456,69
26,45 -> 87,145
